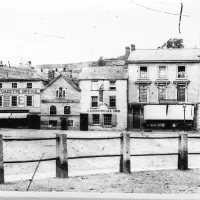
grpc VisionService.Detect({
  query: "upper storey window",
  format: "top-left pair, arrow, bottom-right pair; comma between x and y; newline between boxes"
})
178,66 -> 186,78
158,66 -> 167,79
140,66 -> 147,79
91,81 -> 98,90
56,87 -> 66,98
12,83 -> 17,88
109,81 -> 116,90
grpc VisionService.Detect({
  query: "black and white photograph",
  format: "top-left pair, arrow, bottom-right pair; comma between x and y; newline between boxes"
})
0,0 -> 200,199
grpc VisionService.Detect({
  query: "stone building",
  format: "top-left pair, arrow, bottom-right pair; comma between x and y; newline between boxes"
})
0,66 -> 46,128
127,46 -> 200,130
40,74 -> 81,130
79,66 -> 128,131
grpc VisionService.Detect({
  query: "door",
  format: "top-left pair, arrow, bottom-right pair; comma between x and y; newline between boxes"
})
28,115 -> 40,129
80,113 -> 88,131
133,107 -> 141,129
61,118 -> 68,130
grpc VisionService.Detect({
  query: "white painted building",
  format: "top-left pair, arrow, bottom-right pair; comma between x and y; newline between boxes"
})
79,66 -> 128,131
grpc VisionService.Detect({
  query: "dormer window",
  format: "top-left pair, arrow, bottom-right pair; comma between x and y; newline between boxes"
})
109,81 -> 116,90
140,66 -> 147,79
178,66 -> 186,78
56,87 -> 66,98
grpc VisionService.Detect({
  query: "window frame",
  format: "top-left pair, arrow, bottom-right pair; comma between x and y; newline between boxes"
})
109,80 -> 116,90
103,114 -> 112,126
12,82 -> 17,88
158,84 -> 167,102
109,96 -> 116,108
0,83 -> 2,88
92,114 -> 100,125
11,96 -> 18,107
177,66 -> 186,79
138,85 -> 148,103
139,66 -> 148,79
68,120 -> 73,126
91,96 -> 98,108
0,96 -> 2,107
158,66 -> 167,79
26,95 -> 33,106
27,82 -> 32,88
55,87 -> 66,98
176,84 -> 186,102
64,105 -> 71,114
50,105 -> 57,115
91,81 -> 98,91
49,120 -> 57,127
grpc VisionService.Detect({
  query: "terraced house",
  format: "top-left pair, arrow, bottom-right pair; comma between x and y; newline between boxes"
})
79,66 -> 128,131
127,46 -> 200,131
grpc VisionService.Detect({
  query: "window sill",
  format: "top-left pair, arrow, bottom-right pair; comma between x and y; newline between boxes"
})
108,107 -> 117,109
92,124 -> 100,126
90,107 -> 98,109
103,125 -> 112,128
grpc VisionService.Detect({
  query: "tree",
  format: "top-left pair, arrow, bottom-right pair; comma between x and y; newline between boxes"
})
158,38 -> 184,49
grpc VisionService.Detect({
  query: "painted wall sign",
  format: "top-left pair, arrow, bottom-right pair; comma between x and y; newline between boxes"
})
42,99 -> 80,103
87,109 -> 120,113
0,88 -> 40,94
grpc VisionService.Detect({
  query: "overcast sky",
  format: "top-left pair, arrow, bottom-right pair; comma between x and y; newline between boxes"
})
0,0 -> 200,66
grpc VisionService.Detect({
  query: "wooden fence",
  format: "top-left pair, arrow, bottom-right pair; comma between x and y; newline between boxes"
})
0,132 -> 195,183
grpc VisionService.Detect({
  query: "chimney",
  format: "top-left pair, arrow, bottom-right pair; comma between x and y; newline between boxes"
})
131,44 -> 135,51
125,46 -> 130,59
48,70 -> 55,81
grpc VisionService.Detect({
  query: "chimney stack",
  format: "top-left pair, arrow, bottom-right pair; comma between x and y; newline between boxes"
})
48,70 -> 55,81
125,46 -> 130,60
131,44 -> 135,51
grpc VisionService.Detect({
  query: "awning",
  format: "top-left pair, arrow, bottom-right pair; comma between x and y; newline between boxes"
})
144,105 -> 194,120
9,113 -> 28,119
0,113 -> 11,119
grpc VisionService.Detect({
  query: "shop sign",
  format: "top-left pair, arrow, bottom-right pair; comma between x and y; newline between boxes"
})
87,109 -> 120,113
159,99 -> 178,104
0,88 -> 40,94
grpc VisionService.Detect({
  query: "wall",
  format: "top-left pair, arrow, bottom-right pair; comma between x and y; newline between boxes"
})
80,80 -> 127,131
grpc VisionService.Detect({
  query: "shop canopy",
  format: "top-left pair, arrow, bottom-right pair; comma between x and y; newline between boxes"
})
144,105 -> 194,120
0,113 -> 28,119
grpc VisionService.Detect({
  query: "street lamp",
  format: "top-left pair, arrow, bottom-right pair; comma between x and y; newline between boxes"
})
183,103 -> 186,132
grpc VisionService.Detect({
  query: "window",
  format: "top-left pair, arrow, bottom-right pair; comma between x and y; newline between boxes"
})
158,85 -> 166,101
104,114 -> 112,126
11,96 -> 17,106
56,87 -> 66,98
26,96 -> 32,106
56,68 -> 58,72
0,83 -> 2,88
140,67 -> 147,79
139,85 -> 147,102
91,96 -> 98,107
41,69 -> 43,72
27,83 -> 32,88
93,114 -> 100,125
158,66 -> 167,78
64,106 -> 71,114
12,83 -> 17,88
109,81 -> 116,90
91,81 -> 98,90
68,120 -> 73,126
63,68 -> 66,72
50,105 -> 57,115
0,96 -> 2,106
177,85 -> 185,102
178,66 -> 186,78
109,96 -> 116,107
49,120 -> 57,127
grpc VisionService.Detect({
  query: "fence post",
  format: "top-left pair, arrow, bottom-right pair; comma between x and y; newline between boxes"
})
178,133 -> 188,170
120,133 -> 131,173
56,134 -> 68,178
0,135 -> 4,183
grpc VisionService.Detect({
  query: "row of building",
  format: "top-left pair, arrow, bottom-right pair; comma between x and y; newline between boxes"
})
1,46 -> 200,131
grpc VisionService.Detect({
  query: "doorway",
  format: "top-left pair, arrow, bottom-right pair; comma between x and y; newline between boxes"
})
133,107 -> 141,129
80,114 -> 88,131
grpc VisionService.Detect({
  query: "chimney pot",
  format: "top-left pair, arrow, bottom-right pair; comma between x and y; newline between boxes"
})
131,44 -> 135,51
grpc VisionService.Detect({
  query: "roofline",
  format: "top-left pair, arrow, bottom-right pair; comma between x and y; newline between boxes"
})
127,60 -> 200,64
0,79 -> 45,82
79,78 -> 128,80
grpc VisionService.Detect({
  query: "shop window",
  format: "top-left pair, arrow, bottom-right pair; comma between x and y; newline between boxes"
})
158,85 -> 166,101
140,66 -> 147,79
56,87 -> 66,98
50,105 -> 57,115
93,114 -> 100,125
158,66 -> 166,78
177,85 -> 185,102
104,114 -> 112,126
0,96 -> 2,106
0,83 -> 2,88
64,106 -> 71,114
12,82 -> 17,88
91,81 -> 98,90
109,96 -> 116,107
178,66 -> 186,78
91,96 -> 98,107
68,120 -> 73,126
11,96 -> 17,106
49,120 -> 57,127
139,85 -> 147,102
26,96 -> 33,106
27,83 -> 32,88
109,81 -> 116,90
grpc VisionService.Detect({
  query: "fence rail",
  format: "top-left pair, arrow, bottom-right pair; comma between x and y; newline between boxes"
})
0,132 -> 195,184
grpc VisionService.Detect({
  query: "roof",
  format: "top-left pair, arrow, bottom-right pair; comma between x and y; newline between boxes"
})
128,48 -> 200,63
42,74 -> 81,92
79,66 -> 128,80
0,67 -> 45,81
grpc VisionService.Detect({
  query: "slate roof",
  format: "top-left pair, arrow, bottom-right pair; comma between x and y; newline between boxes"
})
79,66 -> 128,80
42,74 -> 81,92
0,67 -> 45,81
128,48 -> 200,62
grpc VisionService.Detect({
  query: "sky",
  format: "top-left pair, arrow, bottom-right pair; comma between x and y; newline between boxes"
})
0,0 -> 200,66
